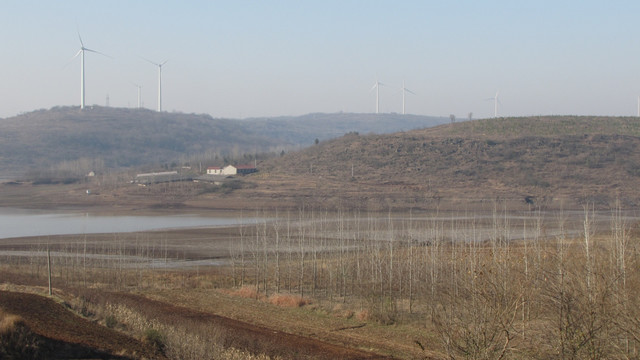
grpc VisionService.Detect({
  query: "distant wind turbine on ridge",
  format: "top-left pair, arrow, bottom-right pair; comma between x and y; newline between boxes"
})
133,83 -> 142,109
485,91 -> 500,118
143,58 -> 167,112
73,32 -> 110,109
371,79 -> 386,114
400,80 -> 416,115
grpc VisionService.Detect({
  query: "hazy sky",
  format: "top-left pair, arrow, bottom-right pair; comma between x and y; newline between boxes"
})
2,1 -> 639,119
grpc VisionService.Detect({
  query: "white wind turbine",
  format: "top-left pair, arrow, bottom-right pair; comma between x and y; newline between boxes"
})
371,79 -> 386,114
485,91 -> 500,118
400,80 -> 416,115
73,33 -> 110,109
143,58 -> 168,112
133,83 -> 142,109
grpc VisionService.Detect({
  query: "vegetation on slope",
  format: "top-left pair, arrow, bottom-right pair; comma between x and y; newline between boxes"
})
424,115 -> 640,138
0,106 -> 284,173
0,107 -> 448,180
261,116 -> 640,207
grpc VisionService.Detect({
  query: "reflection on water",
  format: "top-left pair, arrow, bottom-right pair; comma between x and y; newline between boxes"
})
0,208 -> 256,239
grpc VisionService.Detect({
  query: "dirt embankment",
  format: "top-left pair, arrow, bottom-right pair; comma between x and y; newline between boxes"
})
84,290 -> 390,360
0,290 -> 166,359
0,290 -> 390,360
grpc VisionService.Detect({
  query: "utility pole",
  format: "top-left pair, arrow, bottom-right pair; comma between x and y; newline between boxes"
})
47,246 -> 52,296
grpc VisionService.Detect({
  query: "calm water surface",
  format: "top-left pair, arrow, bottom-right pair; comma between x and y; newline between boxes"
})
0,208 -> 257,239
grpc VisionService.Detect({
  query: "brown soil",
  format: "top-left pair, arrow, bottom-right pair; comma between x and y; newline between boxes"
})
0,290 -> 166,359
96,291 -> 391,359
0,290 -> 390,360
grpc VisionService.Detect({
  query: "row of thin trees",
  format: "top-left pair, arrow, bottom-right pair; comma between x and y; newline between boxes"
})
226,206 -> 640,359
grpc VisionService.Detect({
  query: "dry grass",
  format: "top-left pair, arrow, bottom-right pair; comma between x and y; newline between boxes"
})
268,293 -> 309,308
224,286 -> 266,301
355,309 -> 371,322
0,309 -> 41,360
224,286 -> 311,308
105,301 -> 244,360
0,310 -> 24,335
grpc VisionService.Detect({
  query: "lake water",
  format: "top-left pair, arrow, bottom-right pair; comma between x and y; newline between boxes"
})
0,208 -> 257,239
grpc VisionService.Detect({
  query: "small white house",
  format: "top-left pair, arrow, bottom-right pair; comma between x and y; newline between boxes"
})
221,164 -> 257,175
221,165 -> 238,175
206,166 -> 223,175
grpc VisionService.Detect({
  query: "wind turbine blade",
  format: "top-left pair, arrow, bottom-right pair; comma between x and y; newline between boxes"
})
405,88 -> 417,95
62,52 -> 81,69
77,31 -> 84,47
160,60 -> 168,66
83,47 -> 112,58
370,83 -> 378,92
97,50 -> 113,59
84,48 -> 113,59
140,56 -> 160,66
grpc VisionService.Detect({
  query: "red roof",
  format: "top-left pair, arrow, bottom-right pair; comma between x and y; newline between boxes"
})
207,166 -> 222,170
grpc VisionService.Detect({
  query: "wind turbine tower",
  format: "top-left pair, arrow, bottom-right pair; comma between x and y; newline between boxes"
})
143,58 -> 167,112
74,33 -> 109,109
485,91 -> 500,118
371,80 -> 385,114
133,84 -> 142,109
401,81 -> 416,115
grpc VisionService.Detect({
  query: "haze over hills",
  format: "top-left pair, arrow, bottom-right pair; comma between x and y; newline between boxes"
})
0,106 -> 448,177
259,116 -> 640,208
240,113 -> 449,144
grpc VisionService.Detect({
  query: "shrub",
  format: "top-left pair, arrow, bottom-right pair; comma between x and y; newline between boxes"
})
268,294 -> 309,308
142,328 -> 165,353
355,309 -> 371,321
104,314 -> 117,329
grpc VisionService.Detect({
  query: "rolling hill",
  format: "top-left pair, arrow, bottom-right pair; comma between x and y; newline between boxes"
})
0,107 -> 448,178
251,116 -> 640,209
1,114 -> 639,210
0,107 -> 281,175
